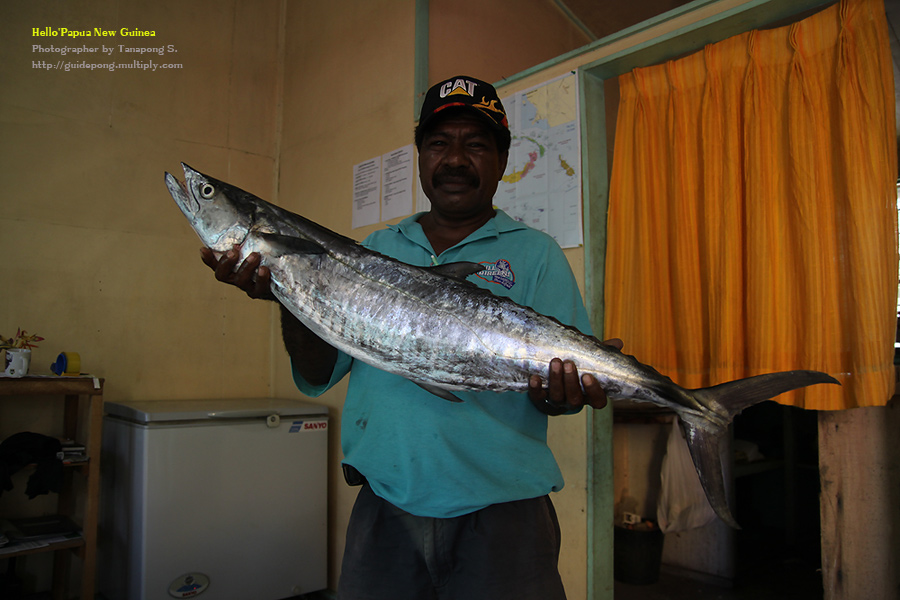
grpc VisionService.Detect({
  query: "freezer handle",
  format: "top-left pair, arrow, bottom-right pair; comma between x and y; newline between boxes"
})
207,411 -> 282,428
206,410 -> 280,420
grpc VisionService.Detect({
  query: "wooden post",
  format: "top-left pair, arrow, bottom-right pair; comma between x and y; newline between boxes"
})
818,400 -> 900,599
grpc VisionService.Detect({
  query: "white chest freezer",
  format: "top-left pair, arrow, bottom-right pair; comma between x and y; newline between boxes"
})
98,398 -> 328,600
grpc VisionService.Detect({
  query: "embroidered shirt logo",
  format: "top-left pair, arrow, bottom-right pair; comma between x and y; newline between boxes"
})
477,259 -> 515,290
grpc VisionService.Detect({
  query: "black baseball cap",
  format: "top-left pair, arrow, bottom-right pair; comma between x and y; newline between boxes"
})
416,75 -> 509,146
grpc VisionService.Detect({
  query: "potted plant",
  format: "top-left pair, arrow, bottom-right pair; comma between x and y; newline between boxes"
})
2,329 -> 43,377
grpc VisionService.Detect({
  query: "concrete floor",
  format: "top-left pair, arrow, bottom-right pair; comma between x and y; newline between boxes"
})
615,559 -> 823,600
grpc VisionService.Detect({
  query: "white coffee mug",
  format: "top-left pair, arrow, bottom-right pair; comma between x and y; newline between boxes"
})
4,348 -> 31,377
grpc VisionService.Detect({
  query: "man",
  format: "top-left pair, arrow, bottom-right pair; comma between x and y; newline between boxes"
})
203,75 -> 621,600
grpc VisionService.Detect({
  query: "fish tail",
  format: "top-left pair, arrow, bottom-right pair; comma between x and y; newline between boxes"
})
679,370 -> 839,528
694,370 -> 839,421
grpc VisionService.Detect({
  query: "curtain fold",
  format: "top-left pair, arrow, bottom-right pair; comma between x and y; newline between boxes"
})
604,0 -> 897,409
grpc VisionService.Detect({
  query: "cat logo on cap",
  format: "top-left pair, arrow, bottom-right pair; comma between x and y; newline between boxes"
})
439,78 -> 477,98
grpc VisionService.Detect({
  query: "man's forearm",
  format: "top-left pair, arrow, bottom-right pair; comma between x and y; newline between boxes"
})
280,305 -> 338,386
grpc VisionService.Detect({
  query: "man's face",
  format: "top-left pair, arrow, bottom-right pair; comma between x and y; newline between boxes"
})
418,112 -> 509,221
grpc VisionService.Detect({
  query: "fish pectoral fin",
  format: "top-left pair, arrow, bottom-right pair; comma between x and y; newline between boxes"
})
679,419 -> 741,529
431,261 -> 486,283
259,233 -> 327,256
413,381 -> 464,403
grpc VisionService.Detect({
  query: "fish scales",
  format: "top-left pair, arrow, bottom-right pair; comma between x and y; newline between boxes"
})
166,163 -> 840,528
275,248 -> 552,391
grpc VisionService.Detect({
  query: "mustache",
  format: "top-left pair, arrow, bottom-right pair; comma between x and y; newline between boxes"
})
432,167 -> 479,188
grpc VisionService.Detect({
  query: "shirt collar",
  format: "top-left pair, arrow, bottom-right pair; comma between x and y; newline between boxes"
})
388,209 -> 527,255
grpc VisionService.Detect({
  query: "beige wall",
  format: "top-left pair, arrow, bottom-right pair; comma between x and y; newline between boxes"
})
275,0 -> 420,590
0,0 -> 284,591
1,0 -> 282,403
1,0 -> 781,597
429,0 -> 592,83
1,0 -> 600,595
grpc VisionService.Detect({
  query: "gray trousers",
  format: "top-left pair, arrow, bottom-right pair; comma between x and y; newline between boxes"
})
336,483 -> 567,600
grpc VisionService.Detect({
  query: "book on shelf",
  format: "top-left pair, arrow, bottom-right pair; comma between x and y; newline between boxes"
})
0,515 -> 83,554
57,439 -> 88,463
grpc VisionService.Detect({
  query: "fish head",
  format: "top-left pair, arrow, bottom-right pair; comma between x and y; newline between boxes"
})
165,163 -> 254,251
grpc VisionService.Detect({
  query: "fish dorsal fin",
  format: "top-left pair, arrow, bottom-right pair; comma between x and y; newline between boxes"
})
413,381 -> 464,403
431,261 -> 485,283
259,233 -> 327,256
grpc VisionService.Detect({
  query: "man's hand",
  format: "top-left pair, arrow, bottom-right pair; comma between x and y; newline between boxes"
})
200,244 -> 338,383
528,338 -> 624,415
200,245 -> 276,301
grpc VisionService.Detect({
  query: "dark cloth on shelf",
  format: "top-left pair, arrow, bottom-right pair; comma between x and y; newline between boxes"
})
0,432 -> 64,499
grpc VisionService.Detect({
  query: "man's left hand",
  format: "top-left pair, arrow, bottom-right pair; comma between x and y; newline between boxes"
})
528,339 -> 624,415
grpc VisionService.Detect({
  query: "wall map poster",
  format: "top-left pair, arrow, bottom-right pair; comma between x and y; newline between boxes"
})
495,72 -> 582,248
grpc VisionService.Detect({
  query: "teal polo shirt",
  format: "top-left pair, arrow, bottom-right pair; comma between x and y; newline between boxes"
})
292,209 -> 593,518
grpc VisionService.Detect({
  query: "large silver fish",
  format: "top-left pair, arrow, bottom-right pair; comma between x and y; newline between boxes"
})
165,163 -> 838,528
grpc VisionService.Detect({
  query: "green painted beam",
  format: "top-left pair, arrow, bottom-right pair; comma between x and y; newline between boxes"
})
412,3 -> 838,600
580,0 -> 835,79
575,3 -> 834,599
414,0 -> 429,122
497,0 -> 834,88
580,67 -> 614,600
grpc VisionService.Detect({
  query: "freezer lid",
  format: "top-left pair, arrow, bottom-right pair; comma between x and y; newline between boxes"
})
104,397 -> 327,424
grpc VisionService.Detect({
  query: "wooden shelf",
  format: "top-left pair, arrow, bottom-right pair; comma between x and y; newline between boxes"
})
0,375 -> 102,397
1,536 -> 84,559
0,375 -> 104,600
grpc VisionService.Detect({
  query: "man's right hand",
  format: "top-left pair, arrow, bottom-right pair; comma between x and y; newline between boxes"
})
200,245 -> 276,301
201,244 -> 338,384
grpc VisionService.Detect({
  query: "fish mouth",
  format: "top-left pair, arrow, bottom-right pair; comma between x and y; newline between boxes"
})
166,162 -> 252,251
165,170 -> 200,215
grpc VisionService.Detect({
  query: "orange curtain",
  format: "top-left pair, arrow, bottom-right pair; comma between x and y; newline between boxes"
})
604,0 -> 897,410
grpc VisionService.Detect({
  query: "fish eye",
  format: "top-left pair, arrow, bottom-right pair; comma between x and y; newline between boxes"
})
200,183 -> 216,199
